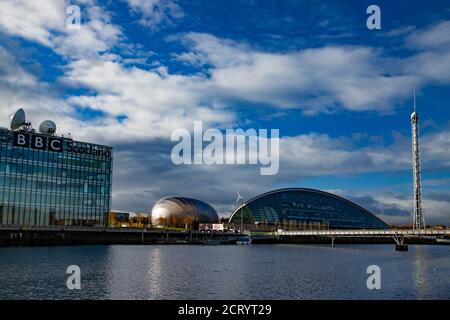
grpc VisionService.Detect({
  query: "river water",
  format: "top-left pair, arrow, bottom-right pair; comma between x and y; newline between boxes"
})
0,244 -> 448,299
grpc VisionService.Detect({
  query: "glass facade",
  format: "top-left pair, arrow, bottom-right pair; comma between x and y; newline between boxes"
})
0,128 -> 112,227
230,188 -> 389,229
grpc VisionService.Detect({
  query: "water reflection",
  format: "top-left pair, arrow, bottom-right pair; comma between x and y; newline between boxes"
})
413,246 -> 430,299
147,248 -> 163,299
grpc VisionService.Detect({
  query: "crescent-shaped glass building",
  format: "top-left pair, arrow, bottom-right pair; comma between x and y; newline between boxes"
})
229,188 -> 389,230
151,196 -> 219,229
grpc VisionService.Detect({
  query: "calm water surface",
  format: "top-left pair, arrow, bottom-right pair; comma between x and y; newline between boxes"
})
0,244 -> 449,299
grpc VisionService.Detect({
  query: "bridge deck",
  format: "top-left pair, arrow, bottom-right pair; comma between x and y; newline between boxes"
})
277,229 -> 450,237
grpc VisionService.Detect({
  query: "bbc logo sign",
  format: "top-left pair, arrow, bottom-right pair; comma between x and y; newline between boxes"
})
13,132 -> 63,152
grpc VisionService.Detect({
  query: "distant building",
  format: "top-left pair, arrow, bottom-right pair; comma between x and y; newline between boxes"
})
108,211 -> 131,227
151,197 -> 219,229
0,109 -> 113,227
229,188 -> 389,230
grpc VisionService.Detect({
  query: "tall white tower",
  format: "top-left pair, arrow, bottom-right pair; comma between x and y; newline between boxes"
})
411,88 -> 425,230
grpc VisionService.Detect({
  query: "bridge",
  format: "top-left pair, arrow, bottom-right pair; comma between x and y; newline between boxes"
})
276,228 -> 450,237
273,228 -> 450,250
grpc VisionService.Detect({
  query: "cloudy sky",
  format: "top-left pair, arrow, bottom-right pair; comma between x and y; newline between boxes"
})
0,0 -> 449,225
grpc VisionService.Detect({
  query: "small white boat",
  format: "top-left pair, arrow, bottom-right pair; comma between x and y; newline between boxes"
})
436,238 -> 450,244
236,236 -> 252,245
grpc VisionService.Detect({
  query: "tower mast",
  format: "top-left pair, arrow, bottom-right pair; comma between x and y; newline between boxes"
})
411,88 -> 425,230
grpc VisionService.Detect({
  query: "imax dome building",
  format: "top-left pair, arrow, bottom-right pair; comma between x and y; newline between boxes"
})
229,188 -> 389,230
151,197 -> 219,229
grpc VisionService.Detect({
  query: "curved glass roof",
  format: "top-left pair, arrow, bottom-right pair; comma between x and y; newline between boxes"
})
229,188 -> 389,229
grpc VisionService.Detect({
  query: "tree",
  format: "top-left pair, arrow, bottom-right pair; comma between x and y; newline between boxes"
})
219,217 -> 229,224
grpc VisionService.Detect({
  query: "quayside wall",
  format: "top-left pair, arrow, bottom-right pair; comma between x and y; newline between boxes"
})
0,228 -> 240,247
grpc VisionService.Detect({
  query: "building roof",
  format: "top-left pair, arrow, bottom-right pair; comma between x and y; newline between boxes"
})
229,188 -> 389,229
152,196 -> 219,225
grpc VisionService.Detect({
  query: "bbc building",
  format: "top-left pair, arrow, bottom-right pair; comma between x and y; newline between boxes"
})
0,127 -> 113,227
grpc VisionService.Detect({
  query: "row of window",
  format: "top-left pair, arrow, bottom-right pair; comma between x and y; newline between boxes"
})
236,208 -> 381,228
244,208 -> 379,227
1,188 -> 110,207
0,159 -> 111,177
0,171 -> 111,186
0,204 -> 107,226
0,174 -> 111,193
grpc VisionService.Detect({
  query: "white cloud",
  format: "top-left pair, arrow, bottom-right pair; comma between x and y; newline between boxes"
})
2,2 -> 450,134
178,33 -> 419,114
0,0 -> 67,46
348,191 -> 450,226
175,33 -> 254,68
0,3 -> 230,143
0,47 -> 37,88
404,50 -> 450,84
177,22 -> 450,114
422,130 -> 450,166
126,0 -> 183,29
0,45 -> 83,139
61,58 -> 235,143
401,21 -> 450,84
52,5 -> 123,59
407,21 -> 450,49
280,129 -> 450,178
0,0 -> 123,59
381,25 -> 416,37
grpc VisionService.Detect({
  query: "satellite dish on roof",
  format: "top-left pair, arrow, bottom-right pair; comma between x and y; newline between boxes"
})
39,120 -> 57,135
10,108 -> 26,130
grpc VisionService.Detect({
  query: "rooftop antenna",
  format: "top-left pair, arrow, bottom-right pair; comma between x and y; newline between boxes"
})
10,108 -> 32,131
413,87 -> 416,113
411,87 -> 425,230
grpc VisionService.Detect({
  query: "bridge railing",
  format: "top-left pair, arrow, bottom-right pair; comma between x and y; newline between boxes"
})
276,228 -> 450,236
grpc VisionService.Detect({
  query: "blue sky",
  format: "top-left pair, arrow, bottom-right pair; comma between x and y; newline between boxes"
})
0,0 -> 449,224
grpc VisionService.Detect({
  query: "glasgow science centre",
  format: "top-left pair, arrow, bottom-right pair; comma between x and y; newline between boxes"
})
0,108 -> 391,243
229,188 -> 389,230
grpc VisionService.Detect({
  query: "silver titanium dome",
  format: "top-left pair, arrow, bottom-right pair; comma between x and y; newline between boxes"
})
151,197 -> 219,227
